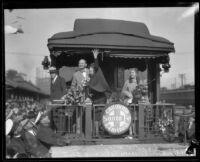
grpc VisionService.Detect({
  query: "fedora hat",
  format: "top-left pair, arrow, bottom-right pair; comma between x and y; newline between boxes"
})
49,66 -> 58,74
6,119 -> 13,136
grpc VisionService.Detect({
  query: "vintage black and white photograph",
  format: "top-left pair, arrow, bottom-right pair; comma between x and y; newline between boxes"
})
4,4 -> 199,159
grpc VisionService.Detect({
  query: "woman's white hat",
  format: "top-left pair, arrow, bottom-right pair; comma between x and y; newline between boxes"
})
6,119 -> 13,136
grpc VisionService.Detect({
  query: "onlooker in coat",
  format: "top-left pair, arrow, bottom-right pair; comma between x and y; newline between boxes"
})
49,66 -> 67,100
49,66 -> 67,134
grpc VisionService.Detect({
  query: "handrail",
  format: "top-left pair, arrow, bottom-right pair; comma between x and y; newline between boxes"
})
48,103 -> 84,107
93,104 -> 106,107
176,113 -> 195,117
130,103 -> 175,106
49,102 -> 176,107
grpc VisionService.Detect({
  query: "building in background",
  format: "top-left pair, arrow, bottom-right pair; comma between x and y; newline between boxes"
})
6,78 -> 50,101
35,67 -> 50,95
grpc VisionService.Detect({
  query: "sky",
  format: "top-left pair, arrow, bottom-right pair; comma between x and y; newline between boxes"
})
4,7 -> 196,88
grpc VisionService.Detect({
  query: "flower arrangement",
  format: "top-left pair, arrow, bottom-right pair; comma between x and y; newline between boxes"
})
157,118 -> 174,132
155,118 -> 176,142
132,84 -> 148,103
62,87 -> 84,105
81,77 -> 90,87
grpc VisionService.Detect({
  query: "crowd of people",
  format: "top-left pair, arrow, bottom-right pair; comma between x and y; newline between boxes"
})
6,97 -> 71,158
6,98 -> 49,121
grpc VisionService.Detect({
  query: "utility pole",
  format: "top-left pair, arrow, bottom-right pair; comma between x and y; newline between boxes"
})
179,73 -> 186,88
184,74 -> 186,85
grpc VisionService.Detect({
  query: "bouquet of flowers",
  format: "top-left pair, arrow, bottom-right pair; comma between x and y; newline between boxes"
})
62,86 -> 84,105
132,84 -> 148,103
81,77 -> 90,87
157,118 -> 174,132
155,118 -> 176,142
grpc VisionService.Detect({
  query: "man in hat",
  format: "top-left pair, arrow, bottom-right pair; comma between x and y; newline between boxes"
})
36,111 -> 70,150
49,66 -> 67,100
49,66 -> 67,134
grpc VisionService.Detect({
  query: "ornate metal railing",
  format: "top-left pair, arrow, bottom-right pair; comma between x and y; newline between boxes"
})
49,104 -> 85,138
48,102 -> 175,140
92,103 -> 175,140
129,103 -> 175,140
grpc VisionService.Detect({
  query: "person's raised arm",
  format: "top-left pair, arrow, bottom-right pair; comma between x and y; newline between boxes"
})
92,49 -> 100,69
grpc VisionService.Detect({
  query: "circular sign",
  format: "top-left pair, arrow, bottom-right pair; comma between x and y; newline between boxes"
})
102,103 -> 132,135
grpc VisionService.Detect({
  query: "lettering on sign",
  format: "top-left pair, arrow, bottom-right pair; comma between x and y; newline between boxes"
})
102,103 -> 132,135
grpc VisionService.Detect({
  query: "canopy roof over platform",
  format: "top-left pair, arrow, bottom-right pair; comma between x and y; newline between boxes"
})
48,19 -> 175,53
47,19 -> 175,67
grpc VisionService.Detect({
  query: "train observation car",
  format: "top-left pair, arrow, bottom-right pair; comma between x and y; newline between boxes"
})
46,19 -> 176,144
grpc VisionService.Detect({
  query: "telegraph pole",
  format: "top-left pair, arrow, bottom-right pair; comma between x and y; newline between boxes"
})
184,74 -> 186,85
179,73 -> 186,88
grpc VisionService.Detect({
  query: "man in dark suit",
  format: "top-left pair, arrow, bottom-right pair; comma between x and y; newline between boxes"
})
49,67 -> 67,135
50,66 -> 67,100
